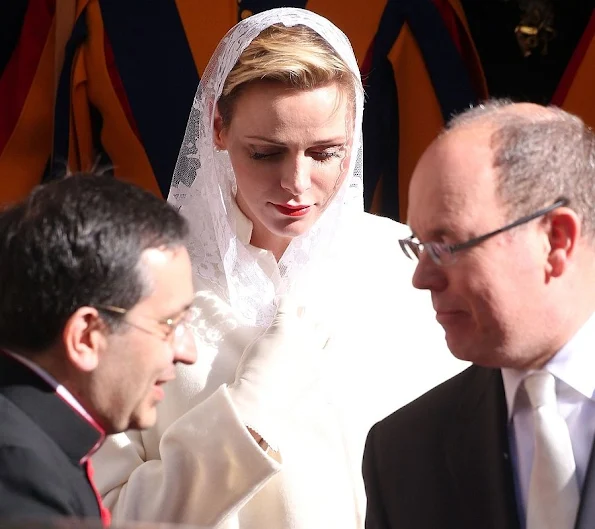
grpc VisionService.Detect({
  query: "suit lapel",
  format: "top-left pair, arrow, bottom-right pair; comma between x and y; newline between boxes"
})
445,367 -> 521,529
575,437 -> 595,529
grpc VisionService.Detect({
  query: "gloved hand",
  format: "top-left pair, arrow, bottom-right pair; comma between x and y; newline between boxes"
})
227,296 -> 331,452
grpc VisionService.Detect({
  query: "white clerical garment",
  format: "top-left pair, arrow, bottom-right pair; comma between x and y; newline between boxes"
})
93,210 -> 467,529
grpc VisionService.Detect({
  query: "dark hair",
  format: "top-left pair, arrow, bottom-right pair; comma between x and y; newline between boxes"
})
0,173 -> 189,354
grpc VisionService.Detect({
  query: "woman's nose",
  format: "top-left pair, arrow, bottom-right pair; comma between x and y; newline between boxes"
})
281,156 -> 311,195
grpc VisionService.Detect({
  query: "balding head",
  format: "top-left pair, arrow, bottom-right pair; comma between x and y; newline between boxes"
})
445,100 -> 563,132
430,100 -> 595,239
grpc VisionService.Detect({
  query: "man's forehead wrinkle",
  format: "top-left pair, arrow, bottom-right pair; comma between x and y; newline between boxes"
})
410,209 -> 460,241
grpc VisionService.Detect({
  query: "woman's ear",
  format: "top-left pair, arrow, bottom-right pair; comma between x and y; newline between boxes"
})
213,104 -> 227,150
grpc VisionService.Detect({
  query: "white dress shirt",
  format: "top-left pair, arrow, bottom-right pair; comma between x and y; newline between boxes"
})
502,311 -> 595,526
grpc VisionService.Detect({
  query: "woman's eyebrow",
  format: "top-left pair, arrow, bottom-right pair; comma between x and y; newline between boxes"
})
244,135 -> 286,146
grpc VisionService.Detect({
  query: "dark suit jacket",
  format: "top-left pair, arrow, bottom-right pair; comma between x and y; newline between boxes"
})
0,352 -> 104,522
363,365 -> 595,529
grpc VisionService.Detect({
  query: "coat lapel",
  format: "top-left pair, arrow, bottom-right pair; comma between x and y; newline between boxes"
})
445,367 -> 521,529
575,438 -> 595,529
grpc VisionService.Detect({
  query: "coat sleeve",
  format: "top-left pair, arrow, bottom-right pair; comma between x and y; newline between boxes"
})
0,445 -> 80,519
363,424 -> 392,529
93,385 -> 281,527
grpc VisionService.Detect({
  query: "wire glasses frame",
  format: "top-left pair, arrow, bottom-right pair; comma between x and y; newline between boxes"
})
399,198 -> 569,266
96,298 -> 197,351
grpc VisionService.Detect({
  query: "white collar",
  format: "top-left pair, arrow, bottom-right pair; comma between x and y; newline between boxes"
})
231,199 -> 254,246
501,311 -> 595,420
230,199 -> 281,287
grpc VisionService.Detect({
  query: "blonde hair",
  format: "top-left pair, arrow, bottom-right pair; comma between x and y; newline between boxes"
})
218,24 -> 358,126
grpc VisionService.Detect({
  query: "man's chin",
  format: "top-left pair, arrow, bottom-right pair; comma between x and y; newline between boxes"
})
127,407 -> 158,431
445,335 -> 475,363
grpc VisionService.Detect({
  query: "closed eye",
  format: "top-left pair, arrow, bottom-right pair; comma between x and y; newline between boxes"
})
309,144 -> 345,163
310,151 -> 341,162
250,151 -> 280,160
249,145 -> 345,162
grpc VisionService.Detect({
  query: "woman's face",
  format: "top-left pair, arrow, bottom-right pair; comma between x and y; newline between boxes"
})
214,81 -> 352,253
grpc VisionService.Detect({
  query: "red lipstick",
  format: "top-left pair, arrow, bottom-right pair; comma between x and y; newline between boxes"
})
273,204 -> 311,217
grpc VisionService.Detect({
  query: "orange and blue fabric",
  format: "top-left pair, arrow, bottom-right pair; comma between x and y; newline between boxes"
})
0,0 -> 56,206
1,1 -> 592,213
361,0 -> 488,221
362,0 -> 595,221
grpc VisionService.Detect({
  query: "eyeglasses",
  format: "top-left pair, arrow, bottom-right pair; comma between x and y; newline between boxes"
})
399,198 -> 569,266
96,298 -> 198,351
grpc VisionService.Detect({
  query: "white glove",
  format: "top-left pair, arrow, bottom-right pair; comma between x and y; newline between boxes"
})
228,296 -> 331,451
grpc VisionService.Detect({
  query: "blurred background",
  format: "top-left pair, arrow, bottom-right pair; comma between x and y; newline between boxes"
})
0,0 -> 593,222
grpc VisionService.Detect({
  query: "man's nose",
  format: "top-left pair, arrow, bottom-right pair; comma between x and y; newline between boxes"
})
412,254 -> 448,292
173,331 -> 197,365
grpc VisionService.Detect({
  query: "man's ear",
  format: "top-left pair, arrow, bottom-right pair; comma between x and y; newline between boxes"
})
545,208 -> 580,278
213,104 -> 227,151
62,307 -> 106,373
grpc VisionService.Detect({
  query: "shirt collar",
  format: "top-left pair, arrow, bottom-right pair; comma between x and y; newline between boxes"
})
0,350 -> 105,464
501,311 -> 595,420
231,199 -> 254,246
231,198 -> 282,285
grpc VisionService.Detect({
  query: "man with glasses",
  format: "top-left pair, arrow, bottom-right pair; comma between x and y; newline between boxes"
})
363,101 -> 595,529
0,174 -> 198,522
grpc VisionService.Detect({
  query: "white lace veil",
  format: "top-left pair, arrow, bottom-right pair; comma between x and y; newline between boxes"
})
168,8 -> 364,328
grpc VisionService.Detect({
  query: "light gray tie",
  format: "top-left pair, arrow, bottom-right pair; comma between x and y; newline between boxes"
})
524,371 -> 580,529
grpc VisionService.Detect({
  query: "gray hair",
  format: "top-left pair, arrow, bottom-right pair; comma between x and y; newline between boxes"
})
446,99 -> 595,239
